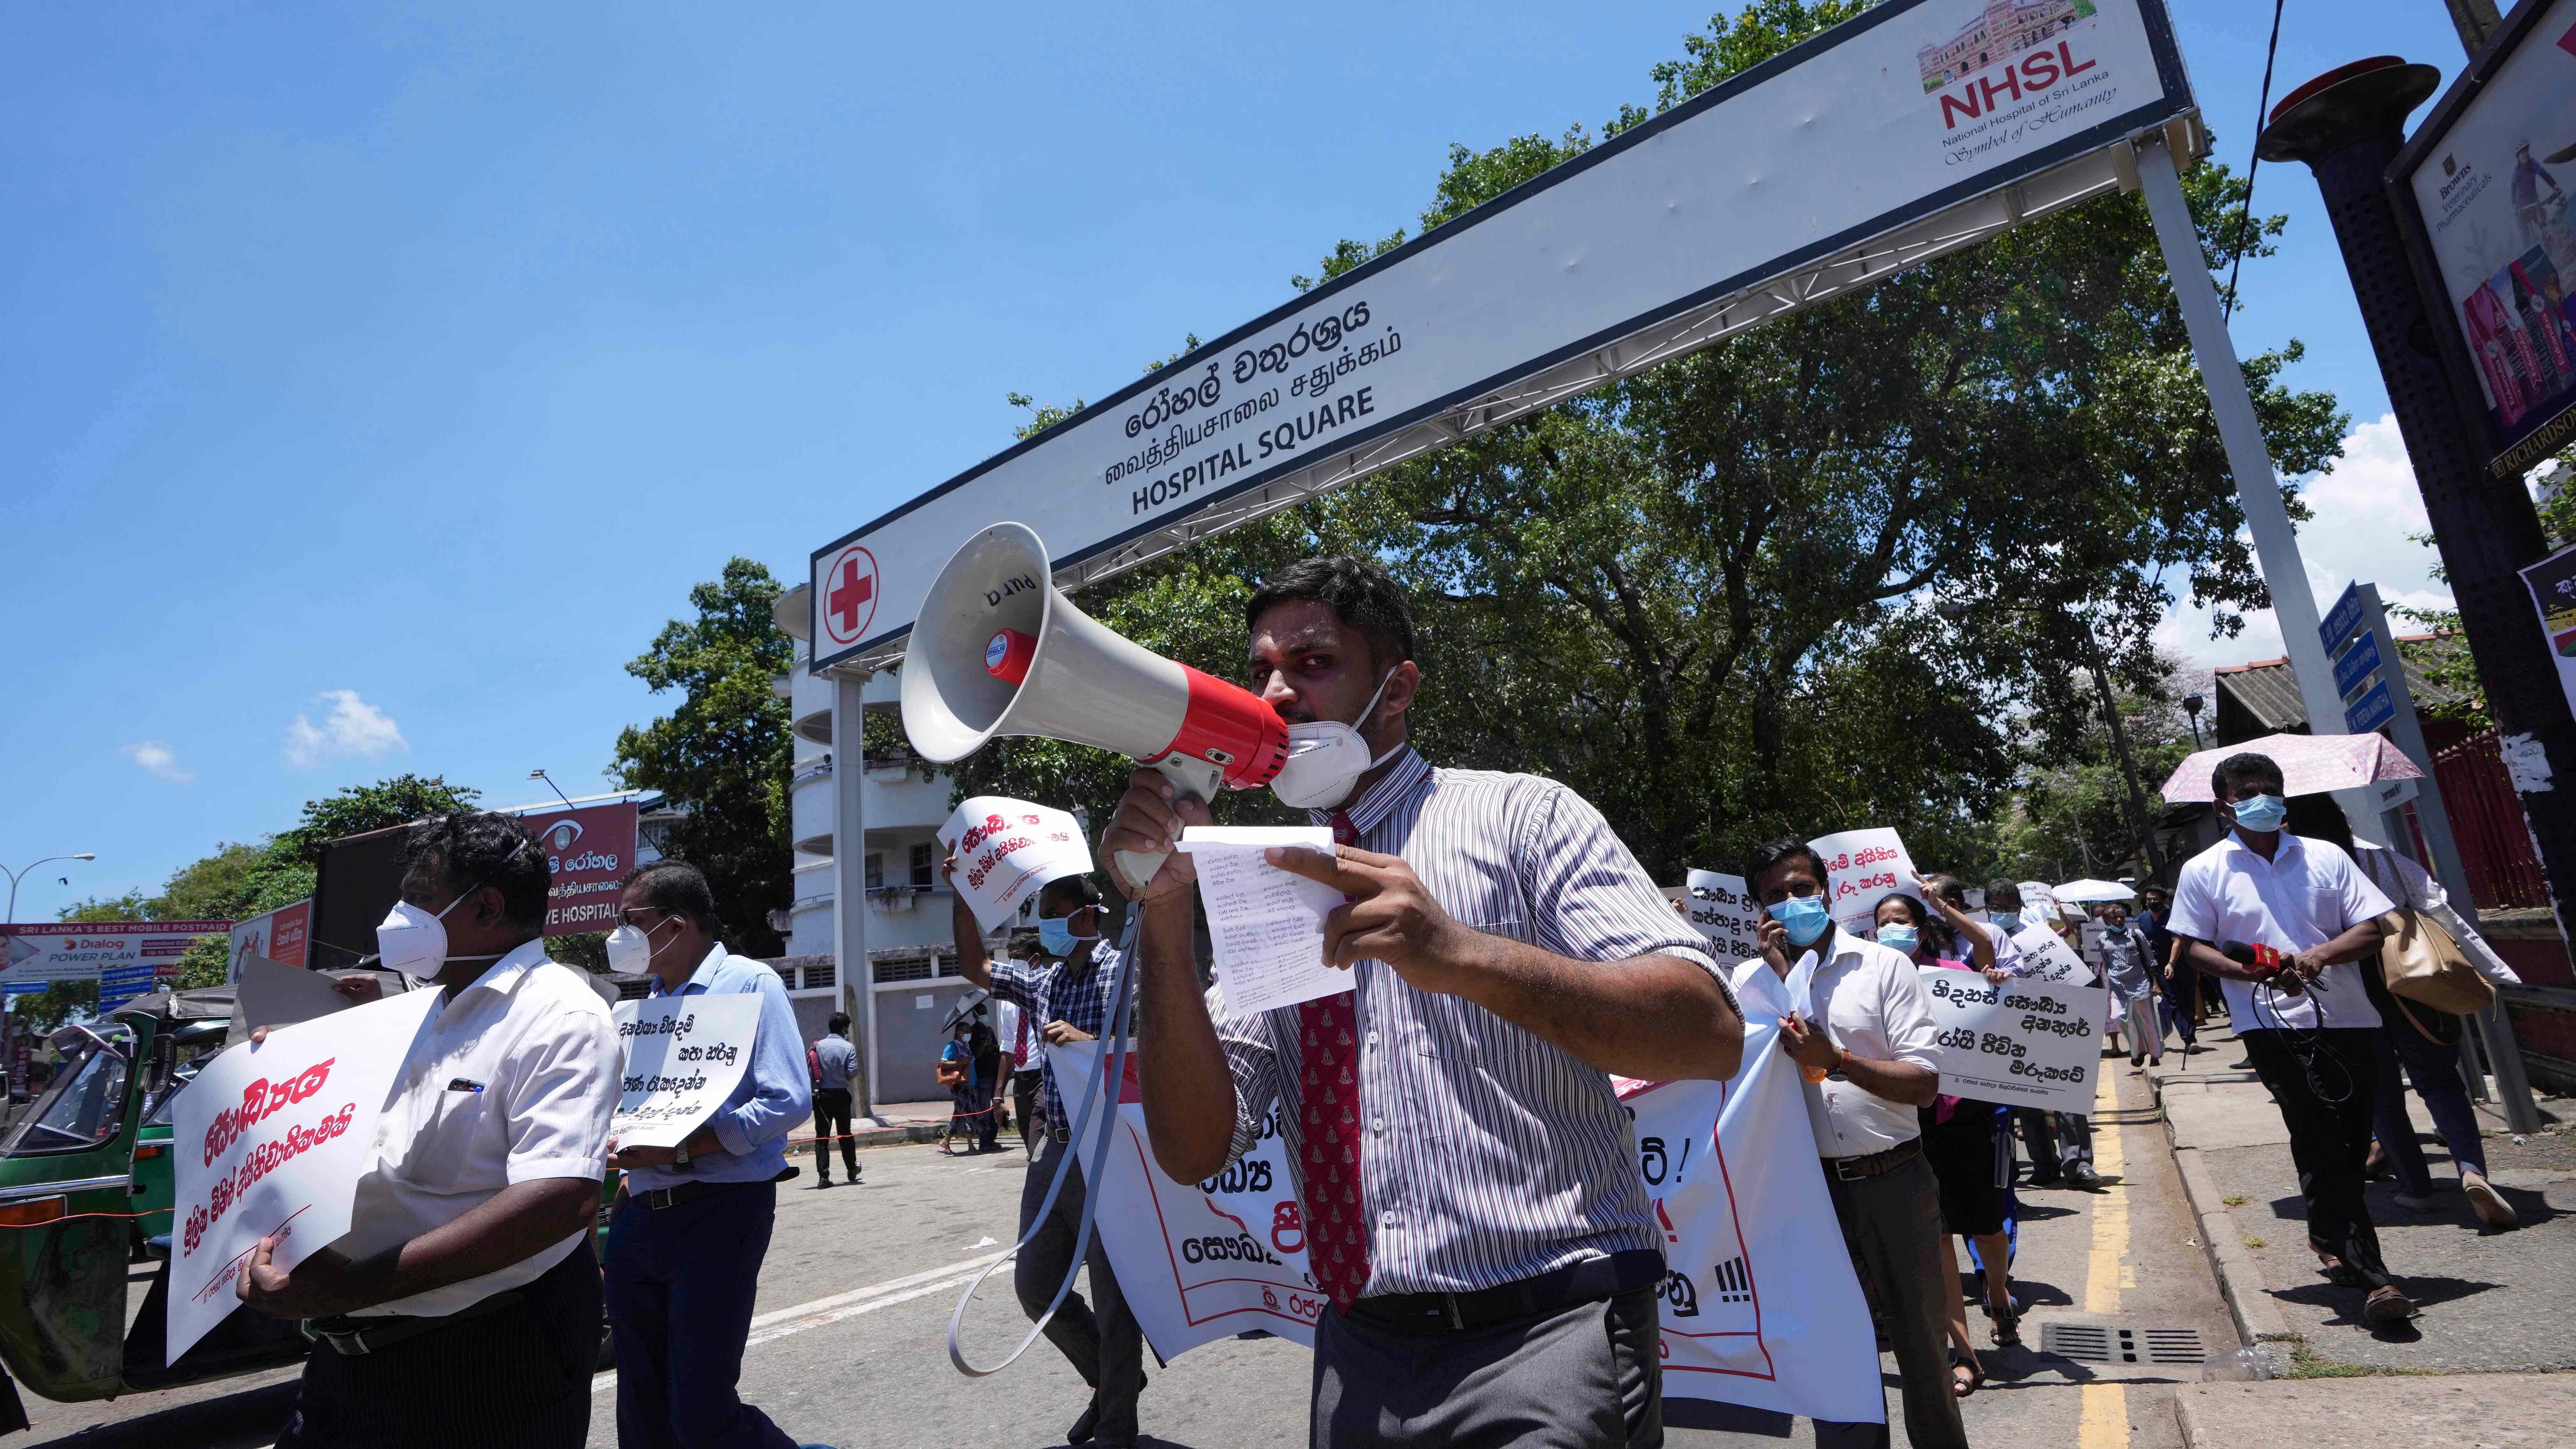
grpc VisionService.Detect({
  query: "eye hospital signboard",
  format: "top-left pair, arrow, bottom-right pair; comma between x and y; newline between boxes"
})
813,0 -> 2198,670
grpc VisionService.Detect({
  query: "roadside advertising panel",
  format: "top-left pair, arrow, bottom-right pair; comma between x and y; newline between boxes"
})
0,920 -> 233,992
813,0 -> 2193,671
519,802 -> 641,937
228,901 -> 313,982
2523,539 -> 2576,722
2394,0 -> 2576,477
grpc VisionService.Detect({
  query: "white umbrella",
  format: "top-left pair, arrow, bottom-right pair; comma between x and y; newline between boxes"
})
2053,878 -> 2136,905
2158,731 -> 2424,803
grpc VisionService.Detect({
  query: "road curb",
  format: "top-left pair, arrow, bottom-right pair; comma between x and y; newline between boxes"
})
2146,1068 -> 2295,1358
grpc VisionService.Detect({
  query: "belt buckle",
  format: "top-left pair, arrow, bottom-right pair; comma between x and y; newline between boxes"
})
1832,1154 -> 1866,1182
1440,1294 -> 1464,1332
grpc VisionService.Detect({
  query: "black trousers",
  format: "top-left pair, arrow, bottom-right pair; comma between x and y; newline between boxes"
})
1017,1136 -> 1142,1442
812,1087 -> 859,1180
1311,1286 -> 1662,1448
1013,1070 -> 1042,1159
278,1237 -> 599,1449
1820,1153 -> 1967,1449
2241,1026 -> 2392,1289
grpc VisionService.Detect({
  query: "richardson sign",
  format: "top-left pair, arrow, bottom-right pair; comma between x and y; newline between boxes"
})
518,802 -> 642,936
1,920 -> 233,989
813,0 -> 2192,670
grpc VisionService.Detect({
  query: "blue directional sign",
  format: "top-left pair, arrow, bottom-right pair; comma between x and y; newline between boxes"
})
2344,679 -> 2397,735
2321,582 -> 2369,653
2334,630 -> 2382,699
98,964 -> 156,1010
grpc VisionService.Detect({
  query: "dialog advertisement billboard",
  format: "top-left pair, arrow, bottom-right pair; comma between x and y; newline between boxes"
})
2396,0 -> 2576,477
0,920 -> 234,991
813,0 -> 2194,671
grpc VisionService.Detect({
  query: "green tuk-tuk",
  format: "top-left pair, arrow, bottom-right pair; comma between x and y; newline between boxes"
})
0,987 -> 617,1428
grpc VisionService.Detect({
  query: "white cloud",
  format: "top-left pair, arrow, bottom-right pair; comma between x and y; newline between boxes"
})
285,690 -> 408,768
2157,413 -> 2456,670
121,741 -> 193,784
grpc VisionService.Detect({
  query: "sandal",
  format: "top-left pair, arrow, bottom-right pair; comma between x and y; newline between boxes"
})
2316,1253 -> 2364,1287
1952,1351 -> 1986,1398
1988,1298 -> 2022,1348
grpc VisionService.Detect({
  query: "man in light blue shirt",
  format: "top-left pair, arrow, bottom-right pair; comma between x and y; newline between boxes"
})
602,862 -> 820,1449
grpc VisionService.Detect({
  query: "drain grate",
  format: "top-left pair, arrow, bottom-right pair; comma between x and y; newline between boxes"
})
2041,1323 -> 2207,1365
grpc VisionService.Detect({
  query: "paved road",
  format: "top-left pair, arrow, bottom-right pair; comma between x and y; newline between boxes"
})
18,1060 -> 2244,1448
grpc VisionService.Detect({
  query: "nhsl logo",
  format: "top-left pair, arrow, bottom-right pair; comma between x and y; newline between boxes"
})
1918,0 -> 2103,132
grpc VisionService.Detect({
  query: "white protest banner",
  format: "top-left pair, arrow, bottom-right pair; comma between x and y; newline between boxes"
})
1917,966 -> 2103,1113
2010,922 -> 2094,986
1074,1029 -> 1883,1424
1052,1041 -> 1324,1358
1807,828 -> 1922,937
170,987 -> 441,1363
1622,1024 -> 1883,1424
611,994 -> 762,1150
1683,869 -> 1763,964
939,796 -> 1094,933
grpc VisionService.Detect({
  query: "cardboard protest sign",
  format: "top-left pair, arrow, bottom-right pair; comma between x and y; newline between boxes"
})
1917,967 -> 2104,1113
1683,869 -> 1763,963
2010,922 -> 2095,985
1806,828 -> 1921,937
1077,1029 -> 1884,1425
939,796 -> 1094,933
170,987 -> 441,1363
611,994 -> 762,1149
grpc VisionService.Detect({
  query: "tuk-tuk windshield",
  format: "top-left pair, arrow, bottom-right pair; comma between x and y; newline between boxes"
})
0,1030 -> 133,1157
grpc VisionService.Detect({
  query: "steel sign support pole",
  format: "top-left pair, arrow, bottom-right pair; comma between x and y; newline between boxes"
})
830,667 -> 880,1121
2133,134 -> 2389,845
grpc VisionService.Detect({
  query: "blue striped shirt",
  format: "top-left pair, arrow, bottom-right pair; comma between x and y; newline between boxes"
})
1207,748 -> 1734,1296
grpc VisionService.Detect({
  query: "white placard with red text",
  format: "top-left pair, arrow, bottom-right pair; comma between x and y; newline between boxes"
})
1072,1027 -> 1883,1424
168,988 -> 441,1363
1806,828 -> 1923,937
940,797 -> 1095,933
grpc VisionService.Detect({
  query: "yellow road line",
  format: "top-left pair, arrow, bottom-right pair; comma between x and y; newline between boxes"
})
2078,1062 -> 2128,1449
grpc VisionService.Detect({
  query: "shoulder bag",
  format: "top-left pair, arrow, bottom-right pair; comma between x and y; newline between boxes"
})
2362,852 -> 2493,1037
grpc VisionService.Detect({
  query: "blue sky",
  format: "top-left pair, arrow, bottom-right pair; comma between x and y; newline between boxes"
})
0,1 -> 2485,917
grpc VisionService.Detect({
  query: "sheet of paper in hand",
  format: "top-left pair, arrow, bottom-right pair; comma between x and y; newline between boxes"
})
1683,869 -> 1763,964
169,986 -> 442,1364
611,994 -> 762,1149
1805,827 -> 1922,937
2010,922 -> 2094,985
1176,826 -> 1347,1014
939,796 -> 1095,933
1916,967 -> 2102,1113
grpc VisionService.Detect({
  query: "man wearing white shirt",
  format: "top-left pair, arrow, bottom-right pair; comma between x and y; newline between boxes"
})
2165,752 -> 2410,1325
239,812 -> 620,1449
1743,838 -> 1963,1449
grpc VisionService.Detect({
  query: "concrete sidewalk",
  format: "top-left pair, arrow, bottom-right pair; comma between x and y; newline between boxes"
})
2140,1016 -> 2576,1387
2171,1373 -> 2575,1448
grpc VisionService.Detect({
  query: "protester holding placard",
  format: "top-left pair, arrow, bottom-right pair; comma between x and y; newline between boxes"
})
237,811 -> 619,1449
598,861 -> 819,1449
1872,893 -> 2018,1378
1735,841 -> 1963,1449
1980,881 -> 2097,1189
2093,902 -> 2158,1067
1916,874 -> 1999,975
947,864 -> 1144,1449
1106,555 -> 1742,1449
2167,752 -> 2412,1327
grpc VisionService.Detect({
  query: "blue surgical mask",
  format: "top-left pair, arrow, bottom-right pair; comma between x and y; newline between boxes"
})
1037,916 -> 1092,957
1876,925 -> 1919,955
2229,793 -> 2288,832
1991,911 -> 2021,933
1768,896 -> 1833,948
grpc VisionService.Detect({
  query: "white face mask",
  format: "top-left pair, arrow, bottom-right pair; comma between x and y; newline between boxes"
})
1269,666 -> 1405,811
604,915 -> 678,976
374,883 -> 492,982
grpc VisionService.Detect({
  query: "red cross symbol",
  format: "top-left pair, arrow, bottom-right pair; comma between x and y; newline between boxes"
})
823,547 -> 878,643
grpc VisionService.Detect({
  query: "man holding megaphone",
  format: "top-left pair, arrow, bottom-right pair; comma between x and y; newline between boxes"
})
1104,555 -> 1745,1449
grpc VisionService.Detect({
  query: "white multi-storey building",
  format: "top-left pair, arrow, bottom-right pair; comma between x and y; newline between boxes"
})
772,582 -> 990,1103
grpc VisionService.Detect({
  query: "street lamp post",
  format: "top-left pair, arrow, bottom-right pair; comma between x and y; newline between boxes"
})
2,853 -> 96,1103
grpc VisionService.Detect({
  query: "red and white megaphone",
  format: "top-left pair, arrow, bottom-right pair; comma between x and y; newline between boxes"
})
901,522 -> 1289,889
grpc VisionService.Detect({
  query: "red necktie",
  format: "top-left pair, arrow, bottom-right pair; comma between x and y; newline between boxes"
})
1297,811 -> 1370,1311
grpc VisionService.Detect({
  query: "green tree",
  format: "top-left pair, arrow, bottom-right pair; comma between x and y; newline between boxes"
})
615,558 -> 795,956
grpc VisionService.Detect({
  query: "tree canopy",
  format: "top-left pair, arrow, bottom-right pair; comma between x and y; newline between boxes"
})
614,558 -> 795,956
